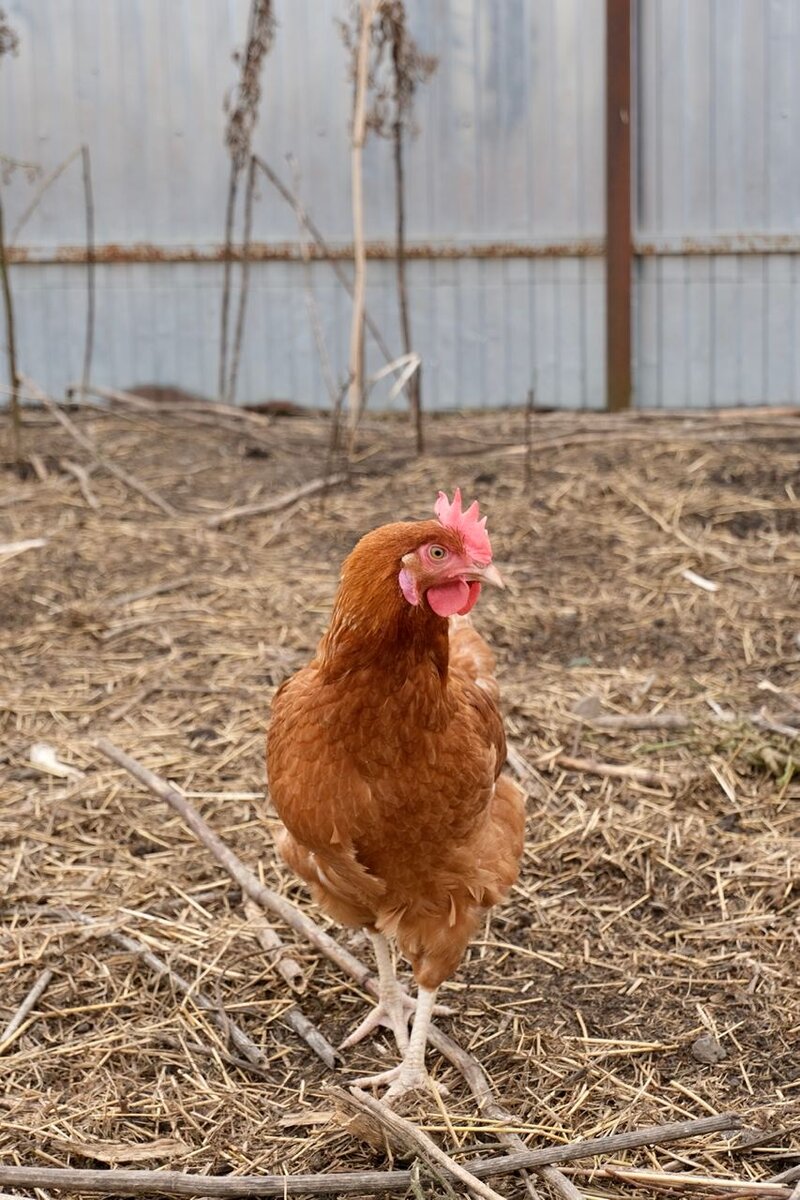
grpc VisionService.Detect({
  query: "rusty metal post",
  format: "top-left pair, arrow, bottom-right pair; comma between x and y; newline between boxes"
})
606,0 -> 632,411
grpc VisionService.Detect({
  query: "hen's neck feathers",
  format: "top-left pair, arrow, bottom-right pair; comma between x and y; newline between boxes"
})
316,520 -> 451,680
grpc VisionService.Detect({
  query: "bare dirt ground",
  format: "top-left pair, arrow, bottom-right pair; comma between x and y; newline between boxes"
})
1,398 -> 799,1197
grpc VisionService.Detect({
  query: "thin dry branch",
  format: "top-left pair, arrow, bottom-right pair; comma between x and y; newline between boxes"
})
226,154 -> 257,406
0,186 -> 21,463
94,739 -> 377,991
219,163 -> 240,399
9,145 -> 83,243
242,897 -> 305,993
344,1087 -> 508,1200
80,143 -> 95,398
205,472 -> 348,528
0,1115 -> 741,1196
58,908 -> 266,1068
75,381 -> 273,426
550,754 -> 686,790
592,1166 -> 792,1196
20,377 -> 177,516
346,0 -> 379,442
60,457 -> 100,510
0,967 -> 54,1051
253,154 -> 395,365
50,905 -> 335,1070
371,0 -> 436,449
220,0 -> 275,400
576,711 -> 692,731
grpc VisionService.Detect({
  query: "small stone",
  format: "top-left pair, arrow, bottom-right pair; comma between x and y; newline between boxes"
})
691,1033 -> 727,1064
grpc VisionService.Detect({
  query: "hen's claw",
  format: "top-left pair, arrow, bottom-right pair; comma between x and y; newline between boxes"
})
340,989 -> 414,1052
351,1065 -> 447,1105
340,991 -> 454,1053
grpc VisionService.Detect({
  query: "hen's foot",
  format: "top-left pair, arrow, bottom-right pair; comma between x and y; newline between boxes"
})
340,987 -> 414,1052
340,992 -> 453,1052
350,1065 -> 446,1105
350,984 -> 442,1107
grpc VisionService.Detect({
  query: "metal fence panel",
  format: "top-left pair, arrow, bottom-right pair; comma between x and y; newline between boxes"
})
1,0 -> 605,409
3,1 -> 800,409
634,0 -> 800,407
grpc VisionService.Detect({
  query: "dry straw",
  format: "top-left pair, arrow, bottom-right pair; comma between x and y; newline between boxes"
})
1,394 -> 798,1195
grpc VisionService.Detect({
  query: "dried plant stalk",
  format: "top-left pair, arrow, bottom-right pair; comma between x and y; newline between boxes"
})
80,144 -> 95,400
219,0 -> 275,401
0,1114 -> 741,1196
226,154 -> 257,406
346,0 -> 379,443
0,188 -> 21,464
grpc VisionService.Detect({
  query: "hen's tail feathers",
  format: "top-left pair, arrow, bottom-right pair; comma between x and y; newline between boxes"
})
448,614 -> 499,700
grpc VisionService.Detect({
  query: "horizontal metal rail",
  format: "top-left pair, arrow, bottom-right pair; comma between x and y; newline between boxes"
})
7,232 -> 800,266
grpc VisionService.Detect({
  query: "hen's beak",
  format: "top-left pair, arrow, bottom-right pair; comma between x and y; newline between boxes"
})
469,562 -> 505,588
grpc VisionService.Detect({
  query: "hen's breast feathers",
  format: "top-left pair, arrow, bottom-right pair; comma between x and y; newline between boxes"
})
268,622 -> 508,886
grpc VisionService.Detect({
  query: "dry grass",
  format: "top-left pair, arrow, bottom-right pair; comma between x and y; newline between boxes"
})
1,399 -> 799,1198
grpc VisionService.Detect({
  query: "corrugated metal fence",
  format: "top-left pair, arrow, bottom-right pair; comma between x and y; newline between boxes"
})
2,0 -> 800,409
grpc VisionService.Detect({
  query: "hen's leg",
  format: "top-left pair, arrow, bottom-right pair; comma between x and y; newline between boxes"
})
340,932 -> 412,1052
351,985 -> 439,1102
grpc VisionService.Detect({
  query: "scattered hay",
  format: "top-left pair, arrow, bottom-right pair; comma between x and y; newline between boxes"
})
1,402 -> 798,1195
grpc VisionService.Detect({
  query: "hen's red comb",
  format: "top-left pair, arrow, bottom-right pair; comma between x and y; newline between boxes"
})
434,488 -> 492,563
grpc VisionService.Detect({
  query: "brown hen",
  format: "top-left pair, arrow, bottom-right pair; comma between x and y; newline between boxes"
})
266,490 -> 524,1100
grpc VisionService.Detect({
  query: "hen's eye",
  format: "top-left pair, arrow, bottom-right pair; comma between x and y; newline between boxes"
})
429,545 -> 447,560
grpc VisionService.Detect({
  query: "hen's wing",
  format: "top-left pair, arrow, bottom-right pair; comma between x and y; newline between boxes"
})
267,667 -> 386,929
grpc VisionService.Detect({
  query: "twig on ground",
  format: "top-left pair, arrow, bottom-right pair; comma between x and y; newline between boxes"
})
0,537 -> 48,561
20,376 -> 177,517
37,901 -> 335,1070
572,707 -> 800,740
770,1168 -> 800,1186
60,458 -> 100,510
0,967 -> 54,1051
104,574 -> 198,610
205,472 -> 348,528
242,897 -> 306,993
549,753 -> 686,790
0,1114 -> 742,1197
153,1033 -> 273,1080
280,1006 -> 338,1069
57,908 -> 267,1068
343,1087 -> 508,1200
94,739 -> 376,991
595,1166 -> 791,1196
575,711 -> 692,732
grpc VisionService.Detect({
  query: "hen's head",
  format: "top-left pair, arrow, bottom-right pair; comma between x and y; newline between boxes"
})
397,488 -> 503,618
